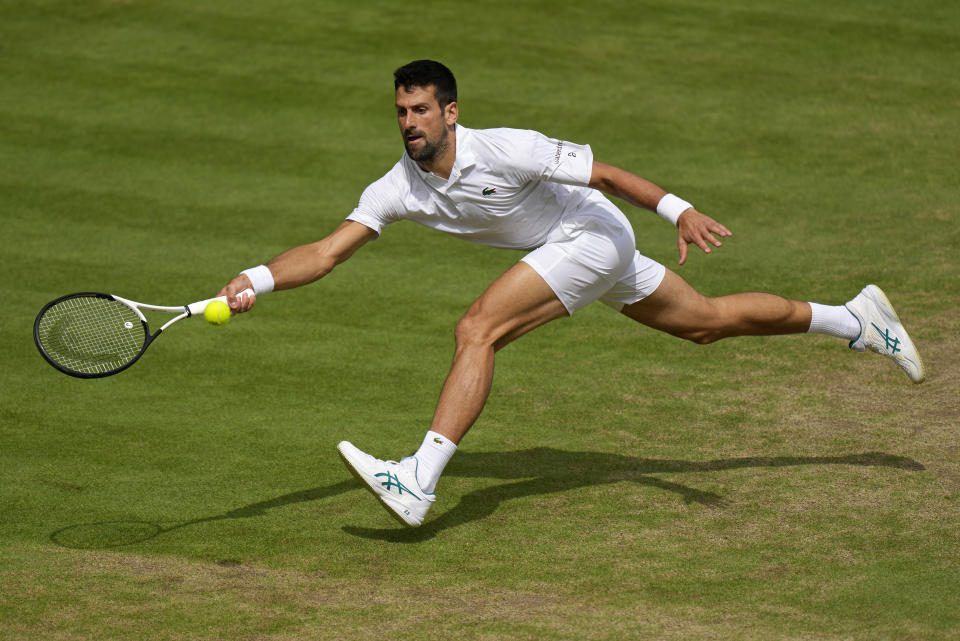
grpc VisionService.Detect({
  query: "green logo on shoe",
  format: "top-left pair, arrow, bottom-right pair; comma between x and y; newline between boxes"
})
871,322 -> 901,354
375,471 -> 421,499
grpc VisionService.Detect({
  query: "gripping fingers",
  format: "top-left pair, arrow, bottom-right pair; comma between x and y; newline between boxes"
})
232,289 -> 257,313
218,275 -> 257,313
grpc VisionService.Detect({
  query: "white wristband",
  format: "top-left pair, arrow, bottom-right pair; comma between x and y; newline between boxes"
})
656,193 -> 694,226
240,265 -> 275,295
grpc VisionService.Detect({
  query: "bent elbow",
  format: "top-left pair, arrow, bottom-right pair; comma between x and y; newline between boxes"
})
314,255 -> 338,280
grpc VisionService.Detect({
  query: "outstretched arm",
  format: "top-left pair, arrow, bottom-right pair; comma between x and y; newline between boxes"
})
219,220 -> 378,312
588,161 -> 732,265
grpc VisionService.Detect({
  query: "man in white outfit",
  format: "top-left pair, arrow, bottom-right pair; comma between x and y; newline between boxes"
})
219,60 -> 924,528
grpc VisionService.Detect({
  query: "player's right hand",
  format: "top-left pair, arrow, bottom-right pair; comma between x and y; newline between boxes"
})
218,275 -> 258,314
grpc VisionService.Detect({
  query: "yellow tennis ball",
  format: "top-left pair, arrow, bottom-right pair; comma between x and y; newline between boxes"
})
203,300 -> 231,325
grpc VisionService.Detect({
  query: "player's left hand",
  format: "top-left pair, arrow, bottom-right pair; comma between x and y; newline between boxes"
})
676,208 -> 732,265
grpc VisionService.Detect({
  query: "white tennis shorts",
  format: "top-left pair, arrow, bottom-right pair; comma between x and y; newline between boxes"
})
521,195 -> 666,314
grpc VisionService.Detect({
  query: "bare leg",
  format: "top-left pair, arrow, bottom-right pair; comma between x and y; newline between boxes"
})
622,269 -> 811,342
430,262 -> 568,444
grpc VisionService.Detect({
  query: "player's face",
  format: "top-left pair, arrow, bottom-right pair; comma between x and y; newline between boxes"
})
396,84 -> 456,164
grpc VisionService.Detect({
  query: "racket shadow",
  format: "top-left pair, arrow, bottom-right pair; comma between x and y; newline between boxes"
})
49,480 -> 359,549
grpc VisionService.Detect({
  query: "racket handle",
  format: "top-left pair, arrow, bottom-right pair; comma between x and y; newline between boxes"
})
186,288 -> 255,316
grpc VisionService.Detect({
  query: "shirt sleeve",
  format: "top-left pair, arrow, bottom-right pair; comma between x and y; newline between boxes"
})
345,167 -> 406,235
512,129 -> 594,187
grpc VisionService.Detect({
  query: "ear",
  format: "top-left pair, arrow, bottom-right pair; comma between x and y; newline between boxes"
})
444,101 -> 459,126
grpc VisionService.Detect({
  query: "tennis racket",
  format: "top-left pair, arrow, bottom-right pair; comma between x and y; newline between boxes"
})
33,289 -> 254,379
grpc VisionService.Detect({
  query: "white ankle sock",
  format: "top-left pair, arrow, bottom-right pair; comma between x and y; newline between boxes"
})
413,431 -> 457,494
808,302 -> 860,340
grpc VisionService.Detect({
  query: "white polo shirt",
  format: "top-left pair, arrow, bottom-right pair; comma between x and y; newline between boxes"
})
346,124 -> 598,250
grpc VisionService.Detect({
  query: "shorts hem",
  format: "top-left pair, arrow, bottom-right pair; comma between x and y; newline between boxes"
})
520,254 -> 575,315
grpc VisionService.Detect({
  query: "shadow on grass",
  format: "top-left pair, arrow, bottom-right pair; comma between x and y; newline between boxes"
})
343,449 -> 925,543
49,481 -> 359,550
49,449 -> 923,548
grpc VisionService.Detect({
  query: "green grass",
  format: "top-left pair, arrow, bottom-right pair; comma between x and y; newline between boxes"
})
2,1 -> 959,639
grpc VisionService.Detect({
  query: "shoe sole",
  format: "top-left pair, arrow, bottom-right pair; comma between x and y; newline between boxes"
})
336,444 -> 422,527
865,285 -> 926,383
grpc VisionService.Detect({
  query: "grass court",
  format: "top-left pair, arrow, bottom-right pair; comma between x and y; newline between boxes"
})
2,1 -> 958,639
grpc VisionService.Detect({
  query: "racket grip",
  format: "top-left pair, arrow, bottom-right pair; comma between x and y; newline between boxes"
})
187,288 -> 255,316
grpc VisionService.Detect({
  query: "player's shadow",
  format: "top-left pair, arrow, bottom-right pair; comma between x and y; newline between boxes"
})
49,449 -> 923,549
340,448 -> 924,542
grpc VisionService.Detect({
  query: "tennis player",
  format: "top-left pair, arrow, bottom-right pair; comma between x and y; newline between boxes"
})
219,60 -> 924,527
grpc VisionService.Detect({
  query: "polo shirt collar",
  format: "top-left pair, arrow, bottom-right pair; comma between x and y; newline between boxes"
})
452,123 -> 476,174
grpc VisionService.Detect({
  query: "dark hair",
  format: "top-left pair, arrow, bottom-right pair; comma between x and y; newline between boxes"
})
393,60 -> 458,108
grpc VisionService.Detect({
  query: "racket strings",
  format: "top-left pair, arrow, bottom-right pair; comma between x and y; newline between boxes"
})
36,297 -> 146,375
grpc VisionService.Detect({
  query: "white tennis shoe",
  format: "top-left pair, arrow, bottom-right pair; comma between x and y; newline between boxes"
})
337,441 -> 435,527
845,284 -> 925,383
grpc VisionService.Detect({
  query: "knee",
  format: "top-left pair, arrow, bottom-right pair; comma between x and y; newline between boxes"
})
678,328 -> 724,345
673,298 -> 727,345
454,311 -> 496,350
